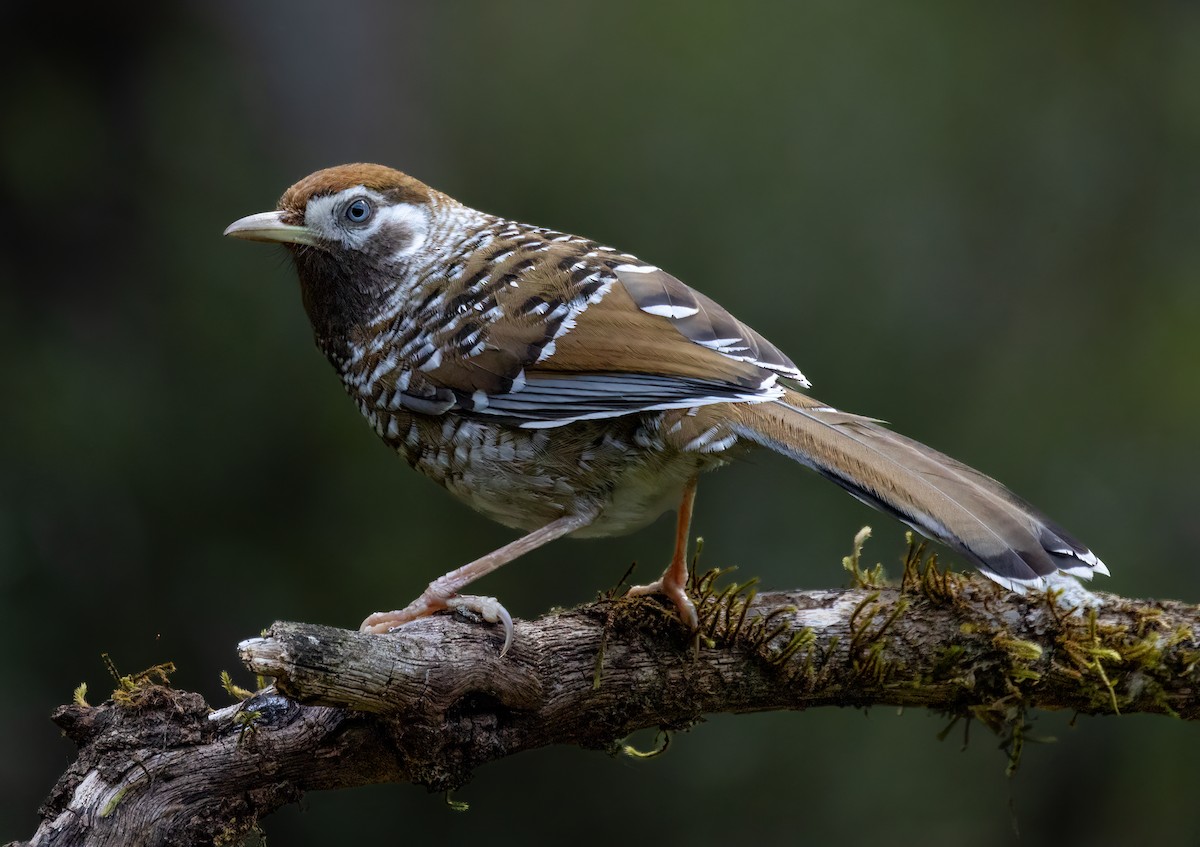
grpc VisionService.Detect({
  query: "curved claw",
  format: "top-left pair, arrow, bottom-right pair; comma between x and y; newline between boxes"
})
445,595 -> 514,656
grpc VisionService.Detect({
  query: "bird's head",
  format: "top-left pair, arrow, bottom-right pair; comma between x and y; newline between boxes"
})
225,163 -> 445,339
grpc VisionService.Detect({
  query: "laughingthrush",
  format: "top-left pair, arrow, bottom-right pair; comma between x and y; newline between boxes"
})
225,163 -> 1106,652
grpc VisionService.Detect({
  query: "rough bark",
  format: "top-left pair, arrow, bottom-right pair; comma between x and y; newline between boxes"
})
12,554 -> 1200,847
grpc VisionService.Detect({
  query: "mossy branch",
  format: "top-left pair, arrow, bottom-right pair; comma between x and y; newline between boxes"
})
13,540 -> 1200,847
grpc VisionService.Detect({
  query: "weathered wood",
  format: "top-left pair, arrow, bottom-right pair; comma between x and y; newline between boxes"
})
13,559 -> 1200,847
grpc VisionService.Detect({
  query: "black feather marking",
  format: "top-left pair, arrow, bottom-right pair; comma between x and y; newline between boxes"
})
452,322 -> 482,346
461,267 -> 490,289
515,295 -> 554,317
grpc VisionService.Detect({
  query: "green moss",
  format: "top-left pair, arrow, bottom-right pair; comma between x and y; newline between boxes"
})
929,644 -> 967,682
99,785 -> 129,818
1046,602 -> 1200,719
601,528 -> 1198,775
898,533 -> 963,605
234,706 -> 264,748
766,627 -> 817,666
220,670 -> 255,701
993,636 -> 1044,663
620,730 -> 671,758
1052,607 -> 1123,714
843,526 -> 889,588
102,653 -> 177,706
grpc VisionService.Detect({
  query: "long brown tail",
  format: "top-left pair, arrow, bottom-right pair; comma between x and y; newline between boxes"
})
731,388 -> 1106,589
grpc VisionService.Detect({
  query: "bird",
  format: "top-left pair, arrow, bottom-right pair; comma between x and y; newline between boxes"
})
225,163 -> 1107,653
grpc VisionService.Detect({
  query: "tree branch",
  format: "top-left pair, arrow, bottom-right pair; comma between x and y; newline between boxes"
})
15,555 -> 1200,847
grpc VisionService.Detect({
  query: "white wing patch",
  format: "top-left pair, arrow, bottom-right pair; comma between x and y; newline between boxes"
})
467,372 -> 782,428
614,265 -> 810,387
642,303 -> 702,319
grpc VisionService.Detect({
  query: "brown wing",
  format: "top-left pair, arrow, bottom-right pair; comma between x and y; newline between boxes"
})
542,265 -> 807,388
610,265 -> 806,383
378,230 -> 807,426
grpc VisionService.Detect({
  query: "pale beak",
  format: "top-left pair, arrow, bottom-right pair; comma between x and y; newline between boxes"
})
223,211 -> 320,247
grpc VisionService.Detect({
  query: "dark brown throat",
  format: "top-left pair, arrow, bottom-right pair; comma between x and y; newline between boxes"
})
290,246 -> 390,348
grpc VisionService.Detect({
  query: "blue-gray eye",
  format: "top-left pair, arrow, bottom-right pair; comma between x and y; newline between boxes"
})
345,198 -> 372,224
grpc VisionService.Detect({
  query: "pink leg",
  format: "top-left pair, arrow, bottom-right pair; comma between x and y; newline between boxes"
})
361,509 -> 597,654
626,477 -> 699,628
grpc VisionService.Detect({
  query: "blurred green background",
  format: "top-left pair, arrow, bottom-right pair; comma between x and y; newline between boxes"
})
2,1 -> 1198,844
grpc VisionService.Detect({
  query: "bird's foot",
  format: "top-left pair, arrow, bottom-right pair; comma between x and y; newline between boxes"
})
446,595 -> 514,655
625,576 -> 699,630
360,593 -> 514,655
